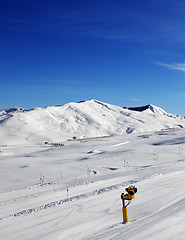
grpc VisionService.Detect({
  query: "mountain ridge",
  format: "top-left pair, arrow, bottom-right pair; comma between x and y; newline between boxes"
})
0,100 -> 179,116
0,99 -> 184,145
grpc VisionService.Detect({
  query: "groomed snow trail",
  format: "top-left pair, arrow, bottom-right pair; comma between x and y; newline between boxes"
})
86,171 -> 185,240
1,130 -> 185,239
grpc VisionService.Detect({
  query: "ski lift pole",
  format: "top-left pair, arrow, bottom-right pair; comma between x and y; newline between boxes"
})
121,185 -> 137,223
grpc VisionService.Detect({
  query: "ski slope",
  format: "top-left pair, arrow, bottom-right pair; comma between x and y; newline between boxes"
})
1,126 -> 185,239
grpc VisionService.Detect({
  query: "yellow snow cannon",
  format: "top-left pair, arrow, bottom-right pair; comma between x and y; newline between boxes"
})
121,185 -> 137,223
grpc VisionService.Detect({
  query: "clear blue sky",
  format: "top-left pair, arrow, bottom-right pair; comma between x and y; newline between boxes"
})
1,0 -> 185,115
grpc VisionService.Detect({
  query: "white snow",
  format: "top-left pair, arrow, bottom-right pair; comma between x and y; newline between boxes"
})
1,100 -> 185,239
111,141 -> 130,147
0,100 -> 185,145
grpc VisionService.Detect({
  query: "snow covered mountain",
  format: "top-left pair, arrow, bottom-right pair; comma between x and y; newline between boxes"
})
0,99 -> 185,144
2,100 -> 185,239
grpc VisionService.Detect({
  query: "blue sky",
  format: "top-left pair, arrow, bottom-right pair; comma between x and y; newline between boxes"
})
1,0 -> 185,115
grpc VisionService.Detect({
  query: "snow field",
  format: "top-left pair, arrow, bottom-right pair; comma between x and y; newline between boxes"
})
1,128 -> 185,239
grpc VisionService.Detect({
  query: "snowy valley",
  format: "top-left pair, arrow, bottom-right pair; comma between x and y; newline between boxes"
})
1,100 -> 185,239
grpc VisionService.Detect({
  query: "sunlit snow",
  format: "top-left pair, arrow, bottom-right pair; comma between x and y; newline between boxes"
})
1,100 -> 185,239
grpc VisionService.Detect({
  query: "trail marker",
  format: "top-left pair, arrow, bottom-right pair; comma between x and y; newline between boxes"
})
67,188 -> 69,201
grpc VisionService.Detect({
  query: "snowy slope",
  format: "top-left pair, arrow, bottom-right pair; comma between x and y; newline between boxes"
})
0,99 -> 185,145
1,129 -> 185,239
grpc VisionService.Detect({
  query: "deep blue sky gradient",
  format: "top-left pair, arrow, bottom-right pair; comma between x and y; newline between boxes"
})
1,0 -> 185,114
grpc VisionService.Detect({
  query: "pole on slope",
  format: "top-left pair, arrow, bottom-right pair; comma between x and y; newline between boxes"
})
67,188 -> 69,201
121,185 -> 137,223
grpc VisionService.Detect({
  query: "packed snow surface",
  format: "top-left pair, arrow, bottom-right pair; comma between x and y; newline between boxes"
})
1,100 -> 185,239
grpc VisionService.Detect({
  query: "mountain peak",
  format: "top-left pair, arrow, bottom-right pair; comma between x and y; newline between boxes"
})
147,104 -> 167,115
124,105 -> 151,112
0,100 -> 184,145
124,104 -> 167,115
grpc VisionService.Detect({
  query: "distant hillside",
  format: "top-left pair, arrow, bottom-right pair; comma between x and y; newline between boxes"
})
0,99 -> 185,144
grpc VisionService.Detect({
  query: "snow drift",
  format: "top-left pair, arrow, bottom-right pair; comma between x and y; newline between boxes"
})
0,99 -> 184,144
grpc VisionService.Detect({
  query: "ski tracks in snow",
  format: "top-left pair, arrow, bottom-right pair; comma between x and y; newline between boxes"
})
0,170 -> 162,222
0,179 -> 138,221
